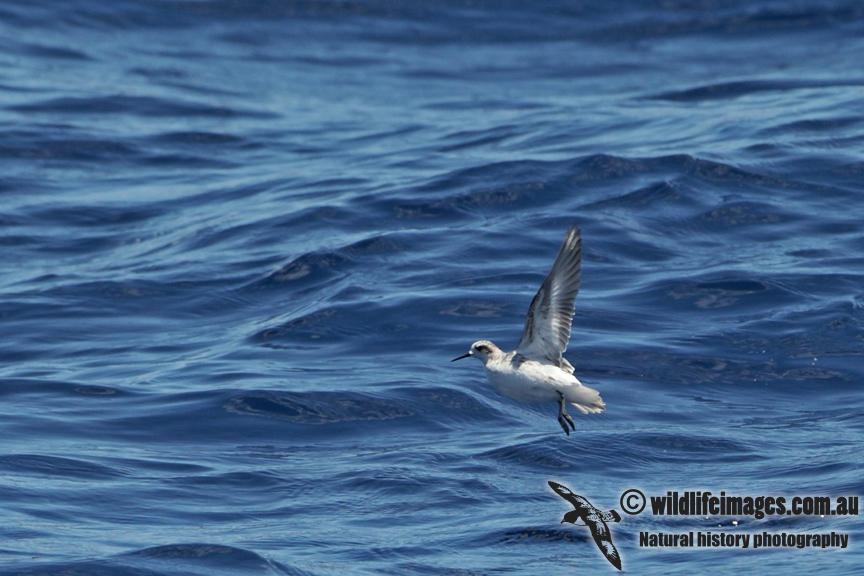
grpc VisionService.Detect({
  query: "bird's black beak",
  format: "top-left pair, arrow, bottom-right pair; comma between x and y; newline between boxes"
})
451,352 -> 471,362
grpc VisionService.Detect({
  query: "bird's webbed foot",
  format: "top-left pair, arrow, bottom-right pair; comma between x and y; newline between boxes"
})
557,390 -> 575,435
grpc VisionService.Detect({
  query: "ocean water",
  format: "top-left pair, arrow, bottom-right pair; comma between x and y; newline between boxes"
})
1,0 -> 863,574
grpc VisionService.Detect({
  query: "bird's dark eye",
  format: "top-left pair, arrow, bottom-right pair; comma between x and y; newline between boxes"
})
476,345 -> 489,353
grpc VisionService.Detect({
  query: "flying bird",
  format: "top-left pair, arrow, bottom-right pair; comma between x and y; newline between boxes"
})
548,481 -> 622,571
452,225 -> 604,434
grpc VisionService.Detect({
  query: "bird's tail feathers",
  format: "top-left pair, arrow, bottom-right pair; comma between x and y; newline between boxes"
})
571,402 -> 604,414
568,385 -> 605,414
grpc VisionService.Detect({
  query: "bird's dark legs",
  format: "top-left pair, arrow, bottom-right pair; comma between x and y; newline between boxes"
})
557,390 -> 575,435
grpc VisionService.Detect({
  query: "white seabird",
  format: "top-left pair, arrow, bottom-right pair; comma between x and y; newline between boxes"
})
452,224 -> 604,435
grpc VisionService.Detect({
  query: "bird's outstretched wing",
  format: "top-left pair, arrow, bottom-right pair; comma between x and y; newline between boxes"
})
548,480 -> 592,511
516,225 -> 581,371
585,519 -> 622,571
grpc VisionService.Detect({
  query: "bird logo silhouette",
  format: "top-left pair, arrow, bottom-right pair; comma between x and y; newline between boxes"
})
548,481 -> 622,570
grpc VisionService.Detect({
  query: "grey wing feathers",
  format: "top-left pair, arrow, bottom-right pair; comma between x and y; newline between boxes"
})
516,225 -> 582,369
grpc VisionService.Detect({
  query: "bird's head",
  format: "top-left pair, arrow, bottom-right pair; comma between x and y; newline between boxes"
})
561,510 -> 585,525
451,340 -> 500,364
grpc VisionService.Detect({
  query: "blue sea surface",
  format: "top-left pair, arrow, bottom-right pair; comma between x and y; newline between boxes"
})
1,1 -> 863,574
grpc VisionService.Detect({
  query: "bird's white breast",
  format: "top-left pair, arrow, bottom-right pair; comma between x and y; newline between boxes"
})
483,354 -> 579,404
